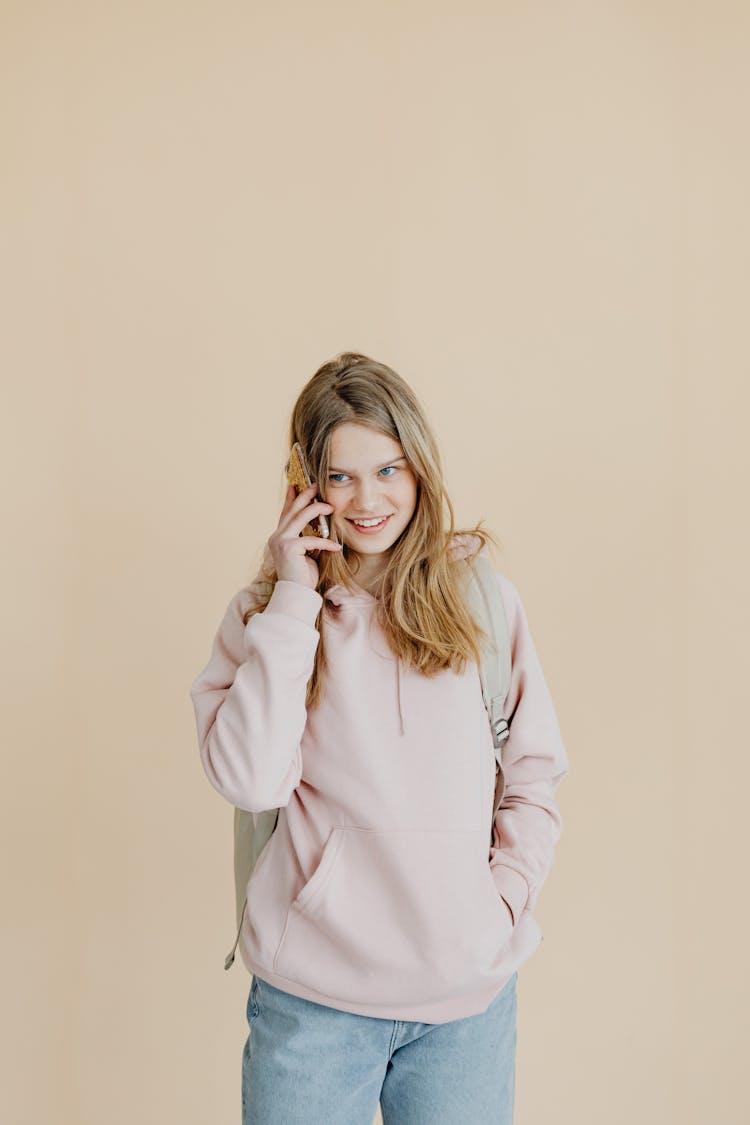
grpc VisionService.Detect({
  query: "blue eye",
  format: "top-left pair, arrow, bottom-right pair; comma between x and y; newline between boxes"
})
328,466 -> 399,483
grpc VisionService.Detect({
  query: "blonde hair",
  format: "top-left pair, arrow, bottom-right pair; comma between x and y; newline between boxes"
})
243,351 -> 504,710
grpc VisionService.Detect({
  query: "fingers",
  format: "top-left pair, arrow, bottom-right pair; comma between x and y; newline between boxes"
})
281,481 -> 317,518
278,482 -> 310,529
277,482 -> 341,550
280,481 -> 300,515
285,495 -> 335,538
304,536 -> 341,550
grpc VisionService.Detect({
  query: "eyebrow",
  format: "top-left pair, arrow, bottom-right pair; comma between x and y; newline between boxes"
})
328,455 -> 408,474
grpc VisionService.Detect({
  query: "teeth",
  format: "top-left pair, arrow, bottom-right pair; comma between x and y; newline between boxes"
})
351,516 -> 387,527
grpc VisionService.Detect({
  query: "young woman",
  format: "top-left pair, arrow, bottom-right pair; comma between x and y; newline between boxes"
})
189,352 -> 569,1125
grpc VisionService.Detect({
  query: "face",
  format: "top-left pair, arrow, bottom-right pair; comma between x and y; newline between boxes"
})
323,422 -> 419,577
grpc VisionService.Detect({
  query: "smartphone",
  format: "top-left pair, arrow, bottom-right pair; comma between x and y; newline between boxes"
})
286,441 -> 330,540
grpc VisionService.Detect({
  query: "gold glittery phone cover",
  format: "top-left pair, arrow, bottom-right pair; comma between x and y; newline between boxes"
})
287,442 -> 330,539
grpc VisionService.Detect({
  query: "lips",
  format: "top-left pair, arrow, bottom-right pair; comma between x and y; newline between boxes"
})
345,515 -> 393,533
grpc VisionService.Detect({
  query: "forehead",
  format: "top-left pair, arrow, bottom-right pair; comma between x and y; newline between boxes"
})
328,423 -> 404,464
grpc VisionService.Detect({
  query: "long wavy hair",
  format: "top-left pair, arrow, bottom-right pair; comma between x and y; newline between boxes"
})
242,351 -> 503,710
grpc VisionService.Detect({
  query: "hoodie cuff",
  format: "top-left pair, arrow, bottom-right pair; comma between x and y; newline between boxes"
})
489,864 -> 529,926
264,579 -> 323,625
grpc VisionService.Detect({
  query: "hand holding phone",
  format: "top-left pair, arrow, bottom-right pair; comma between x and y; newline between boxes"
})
266,445 -> 342,589
286,442 -> 330,540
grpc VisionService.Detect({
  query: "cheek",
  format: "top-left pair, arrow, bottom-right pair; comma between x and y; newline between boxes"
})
397,478 -> 419,514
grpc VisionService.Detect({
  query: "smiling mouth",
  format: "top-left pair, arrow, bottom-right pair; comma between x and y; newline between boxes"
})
345,515 -> 393,530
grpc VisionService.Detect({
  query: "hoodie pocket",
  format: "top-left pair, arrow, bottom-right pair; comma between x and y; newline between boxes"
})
272,826 -> 514,1006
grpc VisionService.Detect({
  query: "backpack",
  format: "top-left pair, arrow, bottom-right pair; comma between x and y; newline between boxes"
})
223,552 -> 512,971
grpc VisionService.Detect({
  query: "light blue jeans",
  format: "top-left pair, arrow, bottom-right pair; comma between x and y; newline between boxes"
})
241,971 -> 518,1124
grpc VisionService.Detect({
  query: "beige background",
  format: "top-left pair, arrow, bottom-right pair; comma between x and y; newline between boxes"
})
3,2 -> 748,1122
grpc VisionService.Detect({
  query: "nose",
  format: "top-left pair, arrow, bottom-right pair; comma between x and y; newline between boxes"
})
351,478 -> 381,512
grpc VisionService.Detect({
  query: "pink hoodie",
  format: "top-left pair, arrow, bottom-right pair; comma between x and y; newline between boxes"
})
189,538 -> 569,1023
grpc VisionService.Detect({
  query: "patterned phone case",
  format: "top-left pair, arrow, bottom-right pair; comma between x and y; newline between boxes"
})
287,443 -> 330,539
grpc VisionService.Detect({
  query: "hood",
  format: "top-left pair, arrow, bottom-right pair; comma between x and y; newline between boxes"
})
321,533 -> 486,736
322,580 -> 378,609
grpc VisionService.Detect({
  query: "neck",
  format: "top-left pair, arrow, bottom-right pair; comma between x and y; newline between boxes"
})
349,556 -> 386,596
